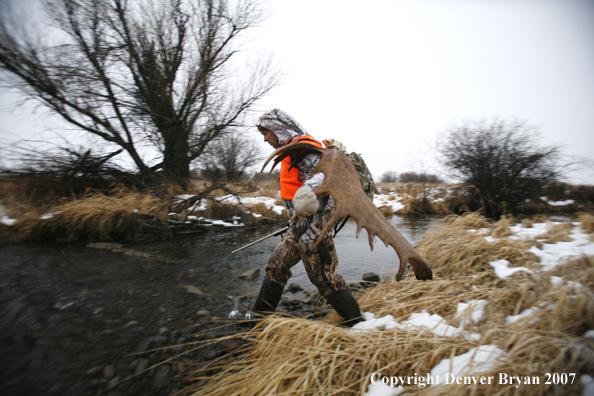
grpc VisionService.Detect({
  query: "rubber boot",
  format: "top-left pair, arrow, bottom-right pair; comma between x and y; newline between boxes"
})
325,288 -> 363,327
236,278 -> 284,328
252,277 -> 285,316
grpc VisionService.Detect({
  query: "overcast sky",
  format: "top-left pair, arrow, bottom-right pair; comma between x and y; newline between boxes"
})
251,0 -> 594,184
1,0 -> 593,184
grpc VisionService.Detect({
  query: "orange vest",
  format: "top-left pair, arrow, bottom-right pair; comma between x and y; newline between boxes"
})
280,134 -> 323,200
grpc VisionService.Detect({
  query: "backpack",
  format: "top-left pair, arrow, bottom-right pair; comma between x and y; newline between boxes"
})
347,151 -> 375,202
296,137 -> 375,201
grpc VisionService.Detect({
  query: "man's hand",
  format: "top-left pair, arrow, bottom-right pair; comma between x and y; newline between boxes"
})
293,186 -> 319,220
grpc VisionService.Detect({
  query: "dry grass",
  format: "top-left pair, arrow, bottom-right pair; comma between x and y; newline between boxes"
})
538,222 -> 574,244
375,182 -> 594,218
1,178 -> 287,240
375,183 -> 468,217
7,186 -> 181,241
580,213 -> 594,233
186,213 -> 594,396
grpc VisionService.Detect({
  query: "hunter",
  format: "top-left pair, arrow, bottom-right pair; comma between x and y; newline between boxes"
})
250,108 -> 362,327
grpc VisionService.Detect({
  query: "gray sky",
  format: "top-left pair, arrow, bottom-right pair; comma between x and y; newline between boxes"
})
1,0 -> 593,184
251,0 -> 594,184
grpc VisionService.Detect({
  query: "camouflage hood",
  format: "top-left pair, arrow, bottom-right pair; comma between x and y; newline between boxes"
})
256,108 -> 307,147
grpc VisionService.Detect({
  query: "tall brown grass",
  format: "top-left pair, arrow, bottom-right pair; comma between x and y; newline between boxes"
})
11,187 -> 174,241
185,213 -> 594,395
374,182 -> 594,218
1,177 -> 286,240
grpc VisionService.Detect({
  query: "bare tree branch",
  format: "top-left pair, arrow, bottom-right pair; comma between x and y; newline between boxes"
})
0,0 -> 280,186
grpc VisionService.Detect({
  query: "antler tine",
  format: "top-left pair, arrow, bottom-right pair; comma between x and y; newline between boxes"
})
308,148 -> 432,282
263,142 -> 432,282
261,143 -> 327,173
261,148 -> 283,173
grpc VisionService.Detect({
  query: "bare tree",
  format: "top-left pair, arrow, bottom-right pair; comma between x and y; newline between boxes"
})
399,172 -> 442,183
0,0 -> 279,186
438,119 -> 562,219
196,133 -> 261,182
380,171 -> 398,183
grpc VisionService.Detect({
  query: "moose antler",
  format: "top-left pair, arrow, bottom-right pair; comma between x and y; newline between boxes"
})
262,143 -> 432,281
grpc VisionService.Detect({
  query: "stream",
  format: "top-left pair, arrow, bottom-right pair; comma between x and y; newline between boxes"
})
0,215 -> 438,396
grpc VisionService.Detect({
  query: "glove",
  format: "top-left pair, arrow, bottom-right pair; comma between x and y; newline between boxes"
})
293,186 -> 319,220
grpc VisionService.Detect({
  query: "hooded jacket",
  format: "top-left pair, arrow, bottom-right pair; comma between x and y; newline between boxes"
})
257,109 -> 334,243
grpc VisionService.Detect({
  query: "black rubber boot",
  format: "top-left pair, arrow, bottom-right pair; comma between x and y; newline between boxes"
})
252,278 -> 285,314
325,288 -> 363,327
236,279 -> 285,329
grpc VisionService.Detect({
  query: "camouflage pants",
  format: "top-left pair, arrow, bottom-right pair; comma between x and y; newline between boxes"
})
264,228 -> 347,298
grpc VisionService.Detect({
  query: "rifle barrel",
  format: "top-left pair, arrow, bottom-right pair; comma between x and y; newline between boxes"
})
231,226 -> 288,254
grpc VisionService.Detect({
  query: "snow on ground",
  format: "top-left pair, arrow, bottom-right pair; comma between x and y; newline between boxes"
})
401,311 -> 466,338
486,222 -> 594,274
455,299 -> 487,327
508,221 -> 558,240
176,194 -> 195,201
373,194 -> 405,213
487,222 -> 594,321
359,218 -> 593,393
506,307 -> 542,325
527,225 -> 594,270
176,194 -> 287,216
215,195 -> 286,216
351,312 -> 398,332
489,259 -> 533,278
207,217 -> 244,227
0,214 -> 17,226
352,311 -> 481,340
362,382 -> 403,396
540,197 -> 575,206
429,345 -> 506,385
0,204 -> 17,226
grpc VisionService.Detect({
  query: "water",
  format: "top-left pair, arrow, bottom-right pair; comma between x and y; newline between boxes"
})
130,215 -> 440,295
0,215 -> 438,395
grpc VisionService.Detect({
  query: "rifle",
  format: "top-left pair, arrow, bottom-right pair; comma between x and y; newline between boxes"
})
231,226 -> 288,254
231,213 -> 298,254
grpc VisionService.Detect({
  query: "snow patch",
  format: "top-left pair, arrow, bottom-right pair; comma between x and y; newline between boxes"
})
429,345 -> 506,385
353,311 -> 480,340
351,312 -> 398,332
489,259 -> 533,278
580,374 -> 594,396
0,204 -> 18,225
541,197 -> 575,206
455,300 -> 488,326
373,194 -> 405,213
363,381 -> 403,396
528,226 -> 594,271
506,307 -> 541,325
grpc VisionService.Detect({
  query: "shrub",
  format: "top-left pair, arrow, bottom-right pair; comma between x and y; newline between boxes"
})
438,119 -> 563,219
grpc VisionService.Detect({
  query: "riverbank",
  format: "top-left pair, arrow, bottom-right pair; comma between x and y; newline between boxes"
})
2,180 -> 592,243
190,213 -> 594,396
